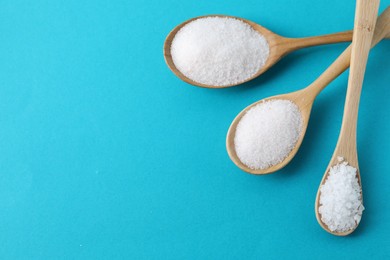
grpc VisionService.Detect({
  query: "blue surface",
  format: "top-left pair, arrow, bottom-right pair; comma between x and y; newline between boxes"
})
1,0 -> 389,259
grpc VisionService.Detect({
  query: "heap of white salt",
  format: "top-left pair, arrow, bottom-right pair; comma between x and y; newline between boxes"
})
170,16 -> 269,86
318,158 -> 364,232
234,99 -> 303,170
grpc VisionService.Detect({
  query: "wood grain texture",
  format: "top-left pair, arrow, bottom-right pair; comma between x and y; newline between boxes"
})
226,6 -> 389,175
163,15 -> 353,88
315,0 -> 380,236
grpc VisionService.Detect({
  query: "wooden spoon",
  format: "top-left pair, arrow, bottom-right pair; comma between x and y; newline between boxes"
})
226,6 -> 390,175
315,0 -> 380,236
164,15 -> 352,88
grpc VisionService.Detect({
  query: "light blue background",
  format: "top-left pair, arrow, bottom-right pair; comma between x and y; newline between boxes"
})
1,0 -> 389,259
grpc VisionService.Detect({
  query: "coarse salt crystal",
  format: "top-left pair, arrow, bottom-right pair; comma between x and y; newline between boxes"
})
170,16 -> 269,86
234,99 -> 303,170
318,160 -> 364,232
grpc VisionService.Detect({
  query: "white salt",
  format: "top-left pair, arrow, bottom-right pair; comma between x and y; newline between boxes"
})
234,99 -> 303,170
318,159 -> 364,233
170,17 -> 269,86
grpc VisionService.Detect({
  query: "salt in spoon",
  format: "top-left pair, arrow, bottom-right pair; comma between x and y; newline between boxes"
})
315,0 -> 380,236
226,6 -> 390,175
164,15 -> 353,88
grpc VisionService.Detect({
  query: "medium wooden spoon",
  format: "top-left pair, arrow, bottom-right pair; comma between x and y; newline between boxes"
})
315,0 -> 380,236
164,15 -> 352,88
226,6 -> 390,175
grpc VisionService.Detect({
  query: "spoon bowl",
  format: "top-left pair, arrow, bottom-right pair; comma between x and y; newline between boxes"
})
226,89 -> 314,174
315,155 -> 362,236
164,15 -> 353,88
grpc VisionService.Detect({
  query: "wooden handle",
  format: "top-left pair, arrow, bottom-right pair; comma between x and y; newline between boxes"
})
372,7 -> 390,45
282,16 -> 390,52
307,6 -> 389,97
286,30 -> 353,51
339,0 -> 380,140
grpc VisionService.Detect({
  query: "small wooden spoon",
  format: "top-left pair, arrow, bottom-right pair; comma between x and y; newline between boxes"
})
315,0 -> 380,236
226,6 -> 390,175
164,15 -> 352,88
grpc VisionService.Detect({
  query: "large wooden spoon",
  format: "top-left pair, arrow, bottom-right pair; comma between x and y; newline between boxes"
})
315,0 -> 380,236
226,6 -> 389,175
164,15 -> 352,88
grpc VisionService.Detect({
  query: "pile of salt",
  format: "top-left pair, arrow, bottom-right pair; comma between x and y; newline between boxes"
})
170,17 -> 269,86
234,99 -> 303,170
318,158 -> 364,232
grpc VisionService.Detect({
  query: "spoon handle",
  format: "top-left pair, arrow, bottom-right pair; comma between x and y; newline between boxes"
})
337,0 -> 379,150
306,6 -> 389,98
284,30 -> 353,51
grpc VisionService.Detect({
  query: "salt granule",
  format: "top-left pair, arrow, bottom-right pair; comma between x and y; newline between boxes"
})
234,99 -> 303,170
170,17 -> 269,86
318,159 -> 364,232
